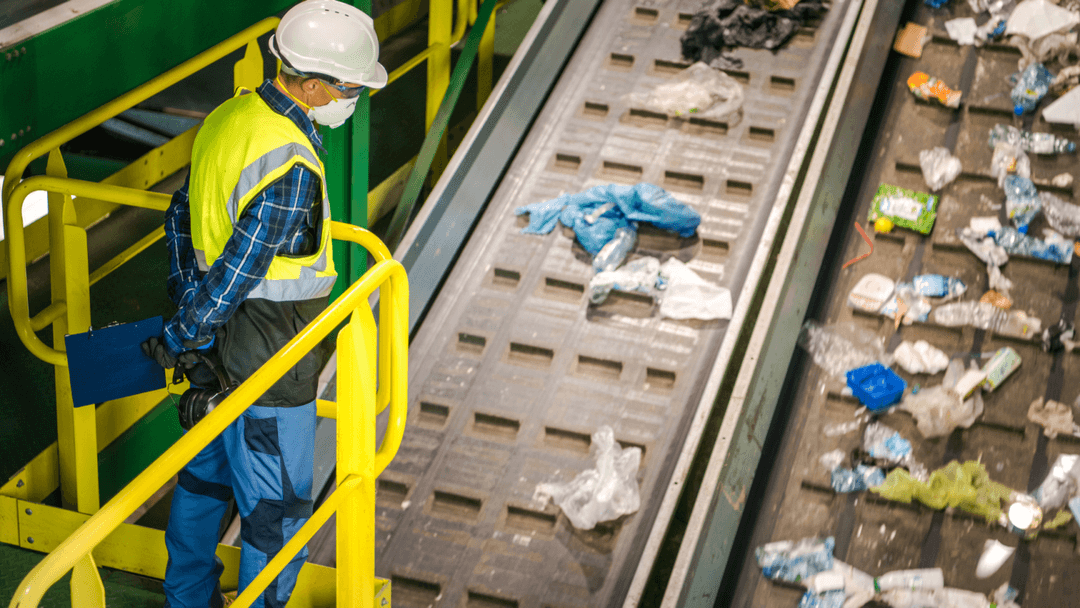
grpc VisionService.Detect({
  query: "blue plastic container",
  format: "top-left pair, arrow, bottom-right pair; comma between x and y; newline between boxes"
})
845,363 -> 906,411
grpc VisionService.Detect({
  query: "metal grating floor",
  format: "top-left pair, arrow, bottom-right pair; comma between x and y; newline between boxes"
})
727,1 -> 1080,606
311,0 -> 859,606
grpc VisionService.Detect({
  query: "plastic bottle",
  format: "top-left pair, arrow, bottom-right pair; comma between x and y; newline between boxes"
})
1011,63 -> 1054,116
933,301 -> 1042,339
592,226 -> 636,273
989,124 -> 1076,154
874,568 -> 945,592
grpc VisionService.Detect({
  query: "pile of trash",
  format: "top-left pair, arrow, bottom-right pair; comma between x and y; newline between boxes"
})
680,0 -> 830,70
756,537 -> 1023,608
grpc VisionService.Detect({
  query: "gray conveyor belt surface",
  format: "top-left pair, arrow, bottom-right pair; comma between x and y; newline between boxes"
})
309,0 -> 861,606
727,0 -> 1080,606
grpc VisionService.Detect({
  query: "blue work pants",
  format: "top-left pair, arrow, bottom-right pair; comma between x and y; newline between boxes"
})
163,402 -> 316,608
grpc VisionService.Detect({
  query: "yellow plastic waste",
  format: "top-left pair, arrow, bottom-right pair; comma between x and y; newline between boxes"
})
871,461 -> 1014,523
874,217 -> 894,233
1043,509 -> 1073,530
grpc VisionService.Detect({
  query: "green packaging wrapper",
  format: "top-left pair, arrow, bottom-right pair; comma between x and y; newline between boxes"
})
981,346 -> 1021,392
868,184 -> 938,234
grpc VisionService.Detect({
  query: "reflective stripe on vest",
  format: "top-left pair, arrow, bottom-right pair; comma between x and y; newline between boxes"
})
189,90 -> 336,302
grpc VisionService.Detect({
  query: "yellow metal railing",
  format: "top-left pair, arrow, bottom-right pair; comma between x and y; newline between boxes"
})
1,0 -> 493,519
8,222 -> 408,608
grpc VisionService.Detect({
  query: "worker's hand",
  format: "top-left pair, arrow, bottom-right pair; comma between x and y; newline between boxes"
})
142,336 -> 178,369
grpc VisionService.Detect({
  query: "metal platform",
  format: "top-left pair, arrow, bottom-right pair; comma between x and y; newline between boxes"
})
304,0 -> 866,606
721,0 -> 1080,606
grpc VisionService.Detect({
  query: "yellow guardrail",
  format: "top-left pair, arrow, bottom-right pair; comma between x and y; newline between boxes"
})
1,0 -> 491,518
8,222 -> 408,608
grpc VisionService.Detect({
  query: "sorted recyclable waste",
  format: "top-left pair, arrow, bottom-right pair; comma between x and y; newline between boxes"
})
900,359 -> 985,437
1001,175 -> 1041,233
932,301 -> 1042,339
1039,191 -> 1080,237
872,460 -> 1014,522
918,147 -> 963,191
988,123 -> 1076,154
868,184 -> 938,234
893,340 -> 950,374
990,226 -> 1074,264
799,321 -> 892,380
1011,62 -> 1054,115
755,536 -> 835,583
907,72 -> 962,108
533,426 -> 641,530
846,363 -> 906,411
990,142 -> 1031,187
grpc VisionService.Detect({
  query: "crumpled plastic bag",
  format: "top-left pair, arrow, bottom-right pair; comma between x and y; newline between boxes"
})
515,182 -> 701,257
658,258 -> 732,320
534,426 -> 641,530
1032,453 -> 1080,510
799,321 -> 892,380
1039,191 -> 1080,238
1027,397 -> 1075,439
872,460 -> 1014,522
919,147 -> 963,191
957,224 -> 1013,294
680,0 -> 830,69
1002,175 -> 1041,233
893,340 -> 950,374
626,62 -> 743,120
755,536 -> 835,583
589,256 -> 663,304
899,359 -> 984,437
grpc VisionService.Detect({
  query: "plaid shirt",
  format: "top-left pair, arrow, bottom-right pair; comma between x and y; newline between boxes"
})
163,80 -> 325,355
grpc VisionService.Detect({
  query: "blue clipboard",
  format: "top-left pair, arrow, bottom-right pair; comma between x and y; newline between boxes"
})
64,316 -> 167,407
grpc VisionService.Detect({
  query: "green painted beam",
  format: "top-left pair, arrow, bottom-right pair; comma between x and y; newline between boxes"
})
0,0 -> 296,171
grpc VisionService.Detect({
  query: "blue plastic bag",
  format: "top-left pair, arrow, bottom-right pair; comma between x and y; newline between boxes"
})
515,183 -> 702,255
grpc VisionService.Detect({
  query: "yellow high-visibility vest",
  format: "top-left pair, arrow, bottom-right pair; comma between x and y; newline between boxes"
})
189,90 -> 336,302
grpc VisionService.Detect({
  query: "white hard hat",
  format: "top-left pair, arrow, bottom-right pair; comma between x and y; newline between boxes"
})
269,0 -> 388,88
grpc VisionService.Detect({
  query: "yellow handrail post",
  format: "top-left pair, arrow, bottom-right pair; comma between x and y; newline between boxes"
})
45,150 -> 100,515
70,554 -> 105,608
428,0 -> 453,181
477,0 -> 495,110
233,39 -> 264,93
336,307 -> 378,608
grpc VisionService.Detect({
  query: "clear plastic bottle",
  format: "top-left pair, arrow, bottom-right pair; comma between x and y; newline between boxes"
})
989,124 -> 1076,154
592,226 -> 636,273
874,568 -> 945,592
1011,63 -> 1054,116
933,301 -> 1042,339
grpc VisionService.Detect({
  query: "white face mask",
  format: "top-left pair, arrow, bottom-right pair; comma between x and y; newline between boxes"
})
308,96 -> 358,129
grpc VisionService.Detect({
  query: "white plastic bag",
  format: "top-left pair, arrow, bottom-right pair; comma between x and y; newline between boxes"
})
626,62 -> 744,121
659,258 -> 732,320
919,147 -> 962,191
534,426 -> 641,530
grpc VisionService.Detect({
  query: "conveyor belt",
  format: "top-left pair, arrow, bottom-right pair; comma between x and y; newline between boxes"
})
309,0 -> 864,606
724,0 -> 1080,606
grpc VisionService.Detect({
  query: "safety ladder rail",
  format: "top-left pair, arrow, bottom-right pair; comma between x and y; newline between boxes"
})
8,221 -> 408,608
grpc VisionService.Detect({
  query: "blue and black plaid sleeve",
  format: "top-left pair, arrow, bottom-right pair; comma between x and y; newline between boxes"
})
163,165 -> 322,354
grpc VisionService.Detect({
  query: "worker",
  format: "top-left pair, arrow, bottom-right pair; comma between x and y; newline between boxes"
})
140,1 -> 386,606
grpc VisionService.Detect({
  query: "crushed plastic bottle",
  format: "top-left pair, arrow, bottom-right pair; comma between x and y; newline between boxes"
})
874,568 -> 945,592
912,274 -> 966,299
592,226 -> 637,272
799,321 -> 893,380
1040,191 -> 1080,238
990,142 -> 1031,187
588,256 -> 661,304
1002,175 -> 1041,233
918,147 -> 963,190
932,301 -> 1042,339
831,464 -> 886,492
878,587 -> 991,608
989,124 -> 1076,154
755,536 -> 835,583
1031,454 -> 1080,510
797,589 -> 845,608
989,226 -> 1074,264
1011,63 -> 1054,115
908,72 -> 962,108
